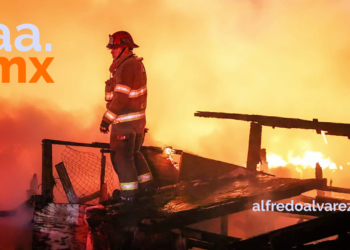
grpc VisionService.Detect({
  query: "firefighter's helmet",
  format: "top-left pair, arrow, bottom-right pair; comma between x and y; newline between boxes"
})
107,31 -> 139,49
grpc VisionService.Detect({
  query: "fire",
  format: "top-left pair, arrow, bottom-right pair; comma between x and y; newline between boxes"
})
267,151 -> 342,170
163,147 -> 179,170
321,131 -> 328,144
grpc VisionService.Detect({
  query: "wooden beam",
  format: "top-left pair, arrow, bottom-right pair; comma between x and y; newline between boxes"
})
273,207 -> 330,218
100,152 -> 107,202
293,238 -> 350,250
141,146 -> 179,187
78,191 -> 100,204
55,162 -> 78,204
43,139 -> 110,148
194,111 -> 350,139
320,186 -> 350,194
246,122 -> 262,171
173,227 -> 240,244
315,162 -> 326,197
42,139 -> 54,204
315,195 -> 350,205
178,152 -> 245,182
227,211 -> 350,250
185,238 -> 216,250
138,178 -> 326,233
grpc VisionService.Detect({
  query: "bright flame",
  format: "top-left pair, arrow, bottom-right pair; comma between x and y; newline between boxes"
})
163,147 -> 179,170
321,131 -> 328,144
267,151 -> 339,170
266,154 -> 287,167
295,166 -> 303,179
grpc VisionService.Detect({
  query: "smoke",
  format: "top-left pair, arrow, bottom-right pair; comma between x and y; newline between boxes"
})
1,0 -> 350,206
0,98 -> 109,210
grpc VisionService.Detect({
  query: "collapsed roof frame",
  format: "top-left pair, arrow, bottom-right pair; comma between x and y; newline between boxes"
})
195,111 -> 350,172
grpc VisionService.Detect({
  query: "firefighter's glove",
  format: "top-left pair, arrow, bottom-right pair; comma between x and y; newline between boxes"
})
100,120 -> 110,134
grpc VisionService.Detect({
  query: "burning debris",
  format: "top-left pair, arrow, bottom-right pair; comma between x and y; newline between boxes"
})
27,111 -> 350,249
267,151 -> 340,170
162,146 -> 180,170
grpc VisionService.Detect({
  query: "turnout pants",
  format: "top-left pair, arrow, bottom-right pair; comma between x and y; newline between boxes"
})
110,131 -> 153,198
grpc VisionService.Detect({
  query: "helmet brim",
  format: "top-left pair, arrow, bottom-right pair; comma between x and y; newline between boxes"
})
106,43 -> 139,49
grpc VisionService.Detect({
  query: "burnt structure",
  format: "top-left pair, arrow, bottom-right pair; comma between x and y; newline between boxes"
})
195,111 -> 350,172
33,109 -> 350,249
34,138 -> 350,249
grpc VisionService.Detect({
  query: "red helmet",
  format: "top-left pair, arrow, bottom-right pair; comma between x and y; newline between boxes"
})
107,31 -> 139,49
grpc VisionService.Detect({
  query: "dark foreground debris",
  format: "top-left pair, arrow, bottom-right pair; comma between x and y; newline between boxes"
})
84,176 -> 325,249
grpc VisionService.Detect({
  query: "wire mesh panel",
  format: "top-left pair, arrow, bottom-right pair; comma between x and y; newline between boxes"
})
53,146 -> 114,204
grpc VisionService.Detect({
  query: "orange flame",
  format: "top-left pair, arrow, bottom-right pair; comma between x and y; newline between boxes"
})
267,151 -> 342,170
321,131 -> 328,144
163,147 -> 179,170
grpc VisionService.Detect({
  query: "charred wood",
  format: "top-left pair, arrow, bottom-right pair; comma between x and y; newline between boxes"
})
178,152 -> 247,182
246,122 -> 262,171
55,162 -> 78,203
86,177 -> 325,234
172,227 -> 240,245
320,186 -> 350,194
78,191 -> 100,204
42,140 -> 54,204
195,111 -> 350,139
141,146 -> 179,187
228,211 -> 350,250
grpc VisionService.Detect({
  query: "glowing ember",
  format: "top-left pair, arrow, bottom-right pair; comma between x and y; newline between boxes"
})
321,130 -> 328,144
163,147 -> 179,170
267,151 -> 340,170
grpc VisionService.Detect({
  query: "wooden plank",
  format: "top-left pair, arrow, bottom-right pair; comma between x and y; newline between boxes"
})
86,177 -> 326,248
173,227 -> 240,244
141,146 -> 179,187
42,140 -> 53,204
227,211 -> 350,250
100,153 -> 107,202
55,162 -> 78,204
88,177 -> 325,233
246,122 -> 262,171
272,210 -> 317,220
140,178 -> 325,233
315,163 -> 326,197
194,111 -> 350,139
293,238 -> 349,250
321,186 -> 350,194
79,191 -> 100,204
273,207 -> 330,218
100,153 -> 106,187
178,152 -> 246,182
185,238 -> 216,250
260,148 -> 268,172
44,139 -> 110,148
315,195 -> 350,205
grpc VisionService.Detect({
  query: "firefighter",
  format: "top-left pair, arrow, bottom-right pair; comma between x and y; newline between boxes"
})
100,31 -> 153,203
